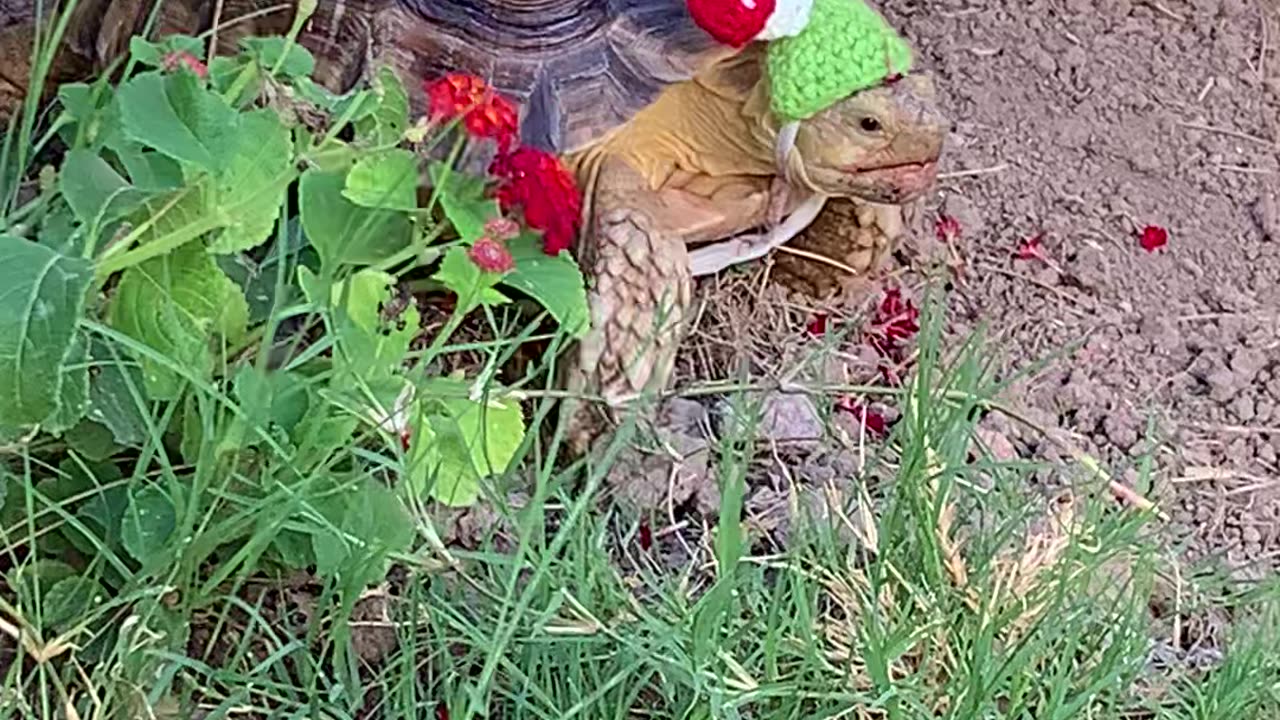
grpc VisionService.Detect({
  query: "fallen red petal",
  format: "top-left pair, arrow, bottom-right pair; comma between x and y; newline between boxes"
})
836,398 -> 888,438
935,214 -> 961,242
1014,233 -> 1046,261
638,521 -> 652,550
806,313 -> 828,337
1138,225 -> 1168,252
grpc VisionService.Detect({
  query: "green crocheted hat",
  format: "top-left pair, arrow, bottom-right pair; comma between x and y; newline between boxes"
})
766,0 -> 913,123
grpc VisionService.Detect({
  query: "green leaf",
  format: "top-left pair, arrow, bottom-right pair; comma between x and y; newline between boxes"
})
218,219 -> 312,324
128,35 -> 204,68
66,419 -> 119,460
85,337 -> 149,447
114,146 -> 184,191
41,333 -> 90,434
355,65 -> 409,145
324,269 -> 420,371
205,108 -> 293,253
411,394 -> 525,507
60,149 -> 141,224
108,242 -> 249,399
42,575 -> 104,630
9,560 -> 77,612
343,149 -> 419,211
310,479 -> 413,587
118,71 -> 238,173
241,36 -> 315,78
218,365 -> 312,454
299,168 -> 412,268
121,486 -> 177,564
57,83 -> 98,122
0,236 -> 94,427
501,234 -> 590,337
428,161 -> 498,242
207,55 -> 250,95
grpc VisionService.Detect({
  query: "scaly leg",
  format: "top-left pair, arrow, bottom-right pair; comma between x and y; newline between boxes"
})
562,158 -> 696,454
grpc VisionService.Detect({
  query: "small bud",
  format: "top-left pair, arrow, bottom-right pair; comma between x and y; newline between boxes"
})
468,237 -> 515,273
484,216 -> 520,241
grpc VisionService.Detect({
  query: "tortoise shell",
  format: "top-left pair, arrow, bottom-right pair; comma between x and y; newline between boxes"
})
4,0 -> 736,153
366,0 -> 739,154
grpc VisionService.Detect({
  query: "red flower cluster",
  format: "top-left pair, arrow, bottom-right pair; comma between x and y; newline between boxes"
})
489,147 -> 583,256
1139,224 -> 1168,252
423,73 -> 585,258
424,74 -> 519,151
162,51 -> 208,79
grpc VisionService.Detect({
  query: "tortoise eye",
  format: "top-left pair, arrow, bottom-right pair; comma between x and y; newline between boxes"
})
860,117 -> 882,133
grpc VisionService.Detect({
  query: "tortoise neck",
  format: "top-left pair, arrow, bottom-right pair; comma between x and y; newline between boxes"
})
406,0 -> 604,40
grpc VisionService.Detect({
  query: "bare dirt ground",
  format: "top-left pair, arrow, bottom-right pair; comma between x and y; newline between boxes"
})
875,0 -> 1280,577
533,0 -> 1280,592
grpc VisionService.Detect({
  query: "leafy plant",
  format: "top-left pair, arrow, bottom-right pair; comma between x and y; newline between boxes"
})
0,23 -> 589,631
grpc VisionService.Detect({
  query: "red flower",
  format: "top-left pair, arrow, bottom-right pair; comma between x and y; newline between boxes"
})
935,215 -> 961,242
638,521 -> 653,550
435,704 -> 449,720
1138,225 -> 1168,252
162,51 -> 207,79
490,147 -> 583,256
424,74 -> 519,151
1014,233 -> 1047,262
806,313 -> 828,337
484,216 -> 520,241
836,398 -> 888,438
468,236 -> 515,273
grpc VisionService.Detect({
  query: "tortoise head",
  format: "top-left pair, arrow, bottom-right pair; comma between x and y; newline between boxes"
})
783,73 -> 947,205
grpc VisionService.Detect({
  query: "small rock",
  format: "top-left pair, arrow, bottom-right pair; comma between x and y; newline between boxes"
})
1242,525 -> 1262,544
1206,369 -> 1239,402
657,398 -> 711,436
1230,348 -> 1267,382
720,392 -> 825,446
975,427 -> 1019,461
1229,395 -> 1255,422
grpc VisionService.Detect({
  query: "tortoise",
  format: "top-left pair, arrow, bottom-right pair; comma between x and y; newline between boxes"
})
0,0 -> 948,452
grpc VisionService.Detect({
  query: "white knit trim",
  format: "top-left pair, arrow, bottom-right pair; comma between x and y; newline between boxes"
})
754,0 -> 814,40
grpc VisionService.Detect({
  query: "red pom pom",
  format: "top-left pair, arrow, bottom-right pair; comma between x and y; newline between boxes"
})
686,0 -> 775,47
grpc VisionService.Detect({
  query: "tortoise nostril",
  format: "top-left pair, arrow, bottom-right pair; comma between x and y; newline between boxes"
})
860,117 -> 882,133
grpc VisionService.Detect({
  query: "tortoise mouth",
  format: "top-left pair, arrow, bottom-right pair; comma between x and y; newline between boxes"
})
843,159 -> 940,203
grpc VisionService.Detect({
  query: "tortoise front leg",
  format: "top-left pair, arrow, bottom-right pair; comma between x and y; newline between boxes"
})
562,158 -> 696,454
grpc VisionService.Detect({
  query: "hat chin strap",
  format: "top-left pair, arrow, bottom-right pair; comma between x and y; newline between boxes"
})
775,120 -> 800,179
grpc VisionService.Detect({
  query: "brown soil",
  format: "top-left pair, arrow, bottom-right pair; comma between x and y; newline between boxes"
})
875,0 -> 1280,576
